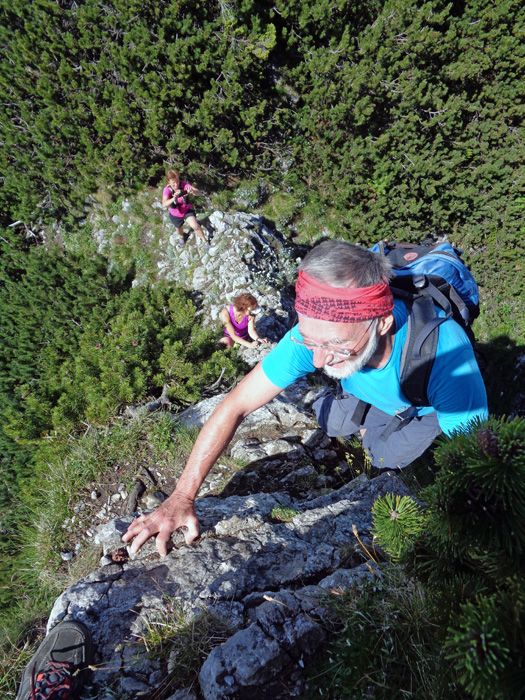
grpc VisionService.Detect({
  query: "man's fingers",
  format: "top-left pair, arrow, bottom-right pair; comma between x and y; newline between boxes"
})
120,496 -> 199,555
123,513 -> 161,553
129,526 -> 156,554
183,518 -> 200,545
122,515 -> 147,542
156,532 -> 169,558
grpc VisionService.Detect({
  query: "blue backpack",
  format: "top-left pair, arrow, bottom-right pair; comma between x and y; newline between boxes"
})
356,241 -> 481,440
372,240 -> 479,323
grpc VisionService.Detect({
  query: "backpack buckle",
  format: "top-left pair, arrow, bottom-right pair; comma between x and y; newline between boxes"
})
412,273 -> 427,289
379,406 -> 418,441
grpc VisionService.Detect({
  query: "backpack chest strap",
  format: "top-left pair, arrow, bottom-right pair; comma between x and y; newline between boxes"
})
379,406 -> 419,441
351,400 -> 419,441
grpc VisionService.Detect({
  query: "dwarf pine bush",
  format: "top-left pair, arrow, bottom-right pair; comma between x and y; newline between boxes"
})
380,417 -> 525,698
445,580 -> 525,700
425,416 -> 525,581
371,493 -> 425,560
313,417 -> 525,700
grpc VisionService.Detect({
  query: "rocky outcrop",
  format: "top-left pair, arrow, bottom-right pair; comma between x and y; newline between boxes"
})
51,472 -> 407,699
92,196 -> 302,367
163,209 -> 299,364
48,383 -> 410,699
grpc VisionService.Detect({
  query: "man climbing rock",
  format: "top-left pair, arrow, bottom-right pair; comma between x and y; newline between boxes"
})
123,240 -> 488,556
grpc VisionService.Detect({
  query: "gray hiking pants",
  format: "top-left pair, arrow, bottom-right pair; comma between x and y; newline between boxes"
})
313,390 -> 441,469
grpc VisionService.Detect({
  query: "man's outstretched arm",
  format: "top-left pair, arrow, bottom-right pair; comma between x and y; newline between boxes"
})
122,362 -> 283,556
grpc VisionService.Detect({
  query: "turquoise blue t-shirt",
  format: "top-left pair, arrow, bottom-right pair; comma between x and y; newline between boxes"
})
262,300 -> 488,436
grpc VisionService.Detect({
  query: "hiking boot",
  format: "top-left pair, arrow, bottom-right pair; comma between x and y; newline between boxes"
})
16,620 -> 93,700
178,237 -> 185,248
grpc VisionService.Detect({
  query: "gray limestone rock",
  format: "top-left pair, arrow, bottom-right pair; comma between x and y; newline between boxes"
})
48,473 -> 409,698
199,624 -> 289,699
164,691 -> 198,700
152,206 -> 298,356
174,381 -> 318,440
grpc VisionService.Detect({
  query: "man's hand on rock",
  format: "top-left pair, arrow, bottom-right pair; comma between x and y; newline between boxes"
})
122,491 -> 199,557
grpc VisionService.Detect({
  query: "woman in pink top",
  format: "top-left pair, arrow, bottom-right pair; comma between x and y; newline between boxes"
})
219,293 -> 269,348
162,169 -> 209,250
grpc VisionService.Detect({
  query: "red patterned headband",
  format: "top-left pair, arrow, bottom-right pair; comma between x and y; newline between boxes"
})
295,270 -> 394,323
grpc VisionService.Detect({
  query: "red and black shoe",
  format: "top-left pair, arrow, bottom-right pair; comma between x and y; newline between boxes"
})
16,620 -> 93,700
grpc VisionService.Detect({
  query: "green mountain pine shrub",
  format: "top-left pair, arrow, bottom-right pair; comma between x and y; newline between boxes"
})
445,579 -> 525,700
0,239 -> 128,509
425,417 -> 525,580
280,0 -> 524,249
52,283 -> 242,428
371,493 -> 426,561
0,0 -> 282,225
2,0 -> 522,279
364,417 -> 525,699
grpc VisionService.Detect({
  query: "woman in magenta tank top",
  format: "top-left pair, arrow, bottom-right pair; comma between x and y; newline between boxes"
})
161,168 -> 209,250
219,293 -> 269,348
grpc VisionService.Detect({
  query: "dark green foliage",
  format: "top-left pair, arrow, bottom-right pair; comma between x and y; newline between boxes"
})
425,417 -> 525,579
1,0 -> 523,279
280,0 -> 524,250
445,580 -> 525,700
0,236 -> 127,504
0,0 -> 281,225
52,283 -> 237,427
364,417 -> 525,699
0,232 -> 242,447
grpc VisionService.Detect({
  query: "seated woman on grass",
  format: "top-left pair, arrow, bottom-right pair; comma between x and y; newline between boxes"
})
219,293 -> 269,349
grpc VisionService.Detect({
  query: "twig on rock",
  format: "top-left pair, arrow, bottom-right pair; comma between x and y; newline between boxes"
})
204,367 -> 226,394
126,480 -> 146,514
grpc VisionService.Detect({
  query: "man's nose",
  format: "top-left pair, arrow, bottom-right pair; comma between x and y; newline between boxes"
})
312,346 -> 334,368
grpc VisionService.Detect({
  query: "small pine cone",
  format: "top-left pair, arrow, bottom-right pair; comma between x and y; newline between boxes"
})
477,429 -> 500,458
111,547 -> 129,563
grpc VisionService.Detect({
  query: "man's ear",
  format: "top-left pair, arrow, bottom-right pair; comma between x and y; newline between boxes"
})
377,313 -> 394,336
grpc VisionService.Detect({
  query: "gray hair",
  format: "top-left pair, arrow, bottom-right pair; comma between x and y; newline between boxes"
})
299,240 -> 393,288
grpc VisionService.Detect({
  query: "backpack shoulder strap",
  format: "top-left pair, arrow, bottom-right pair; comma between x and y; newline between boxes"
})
399,293 -> 440,407
389,274 -> 451,407
376,292 -> 440,442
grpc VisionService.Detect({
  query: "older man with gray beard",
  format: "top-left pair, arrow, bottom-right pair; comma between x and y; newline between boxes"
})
124,240 -> 488,556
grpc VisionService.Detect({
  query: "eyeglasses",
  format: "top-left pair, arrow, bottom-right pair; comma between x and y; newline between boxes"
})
291,320 -> 375,358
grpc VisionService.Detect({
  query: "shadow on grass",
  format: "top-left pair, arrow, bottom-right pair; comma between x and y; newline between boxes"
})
477,335 -> 525,417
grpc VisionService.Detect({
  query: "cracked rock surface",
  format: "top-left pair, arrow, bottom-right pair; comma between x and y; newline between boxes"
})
49,471 -> 409,698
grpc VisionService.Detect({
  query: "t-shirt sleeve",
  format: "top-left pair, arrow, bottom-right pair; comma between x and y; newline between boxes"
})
162,186 -> 171,198
427,320 -> 488,435
261,327 -> 315,388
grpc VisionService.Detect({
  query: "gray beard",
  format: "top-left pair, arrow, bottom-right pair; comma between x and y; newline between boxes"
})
322,327 -> 380,380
